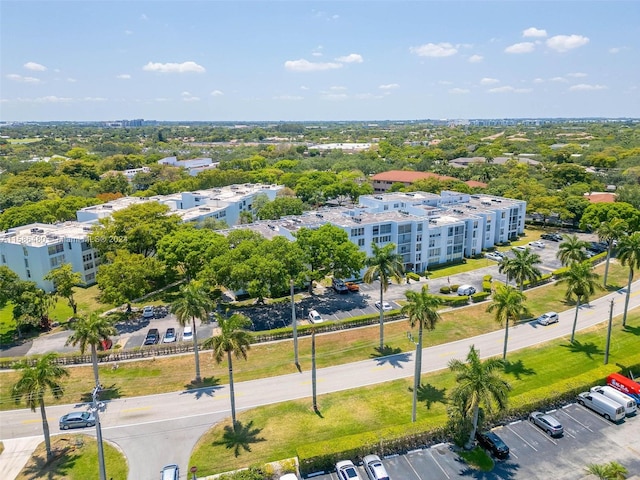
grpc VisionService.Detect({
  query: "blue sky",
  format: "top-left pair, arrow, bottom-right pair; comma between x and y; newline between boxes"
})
1,1 -> 639,122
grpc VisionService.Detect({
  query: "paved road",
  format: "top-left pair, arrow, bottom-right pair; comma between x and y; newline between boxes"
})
1,281 -> 638,480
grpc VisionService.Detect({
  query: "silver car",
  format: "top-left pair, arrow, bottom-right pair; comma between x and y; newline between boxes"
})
363,454 -> 390,480
336,460 -> 363,480
529,411 -> 564,437
59,411 -> 95,430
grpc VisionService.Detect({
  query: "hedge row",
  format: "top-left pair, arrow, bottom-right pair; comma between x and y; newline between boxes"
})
406,272 -> 421,282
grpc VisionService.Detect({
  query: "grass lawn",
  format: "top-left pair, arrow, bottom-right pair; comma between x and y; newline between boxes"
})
0,262 -> 631,410
16,434 -> 128,480
190,314 -> 640,476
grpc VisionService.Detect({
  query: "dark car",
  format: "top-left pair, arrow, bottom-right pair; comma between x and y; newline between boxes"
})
541,233 -> 563,242
144,328 -> 160,345
476,430 -> 509,459
332,278 -> 349,294
59,411 -> 95,430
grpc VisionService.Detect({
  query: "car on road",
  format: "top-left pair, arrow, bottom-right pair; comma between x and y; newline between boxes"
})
529,411 -> 563,437
163,327 -> 177,343
529,240 -> 546,249
144,328 -> 160,345
59,411 -> 95,430
374,301 -> 392,311
332,278 -> 349,294
476,430 -> 509,459
345,282 -> 360,292
336,460 -> 363,480
541,233 -> 563,242
182,326 -> 193,342
142,305 -> 154,318
512,245 -> 527,252
308,310 -> 323,324
363,454 -> 390,480
457,284 -> 476,296
160,464 -> 179,480
485,252 -> 503,262
537,311 -> 559,326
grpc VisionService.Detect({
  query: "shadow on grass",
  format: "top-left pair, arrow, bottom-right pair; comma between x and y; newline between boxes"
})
561,340 -> 603,359
213,420 -> 265,457
605,284 -> 623,292
416,382 -> 448,409
622,325 -> 640,337
370,345 -> 411,368
503,359 -> 536,380
78,383 -> 121,405
181,377 -> 222,399
21,439 -> 80,479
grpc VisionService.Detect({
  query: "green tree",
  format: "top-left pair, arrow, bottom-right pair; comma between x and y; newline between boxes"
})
448,345 -> 511,450
499,248 -> 542,291
487,285 -> 528,360
597,219 -> 628,286
585,461 -> 628,480
617,232 -> 640,327
557,234 -> 590,266
12,282 -> 54,337
0,266 -> 20,309
402,286 -> 442,422
66,313 -> 116,386
364,243 -> 405,351
559,261 -> 601,343
44,263 -> 82,316
204,312 -> 252,425
13,353 -> 69,461
579,202 -> 640,232
171,281 -> 213,383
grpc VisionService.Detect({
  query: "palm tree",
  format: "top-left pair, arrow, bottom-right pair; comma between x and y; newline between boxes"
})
557,234 -> 590,266
597,219 -> 628,287
204,312 -> 252,425
66,313 -> 116,387
402,286 -> 442,422
559,261 -> 601,343
13,353 -> 69,461
487,285 -> 528,360
617,232 -> 640,327
448,345 -> 511,450
499,248 -> 542,292
171,281 -> 213,383
586,461 -> 628,480
364,242 -> 405,351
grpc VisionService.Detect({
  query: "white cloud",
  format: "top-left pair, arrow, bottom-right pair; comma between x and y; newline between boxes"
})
410,42 -> 457,57
6,74 -> 41,84
567,72 -> 587,78
438,80 -> 453,85
468,54 -> 483,63
67,77 -> 77,83
329,85 -> 347,91
378,83 -> 399,90
312,52 -> 323,57
125,30 -> 133,35
546,34 -> 589,52
34,95 -> 72,103
142,61 -> 205,73
505,42 -> 535,54
533,78 -> 545,83
210,90 -> 224,96
335,53 -> 363,63
609,47 -> 621,54
140,13 -> 148,20
480,77 -> 500,85
354,93 -> 382,100
523,27 -> 547,38
300,85 -> 310,90
273,94 -> 304,101
181,92 -> 200,101
449,88 -> 470,94
284,59 -> 342,72
155,97 -> 169,102
488,86 -> 532,93
550,76 -> 568,83
569,84 -> 607,91
83,97 -> 107,102
24,62 -> 47,71
116,74 -> 131,79
322,93 -> 348,100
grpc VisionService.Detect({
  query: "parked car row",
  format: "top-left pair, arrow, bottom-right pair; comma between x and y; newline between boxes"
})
143,327 -> 190,346
335,454 -> 390,480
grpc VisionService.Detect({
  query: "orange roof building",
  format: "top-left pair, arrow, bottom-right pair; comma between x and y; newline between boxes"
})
371,170 -> 485,192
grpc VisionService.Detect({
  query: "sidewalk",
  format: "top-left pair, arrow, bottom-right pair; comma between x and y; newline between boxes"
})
0,436 -> 42,480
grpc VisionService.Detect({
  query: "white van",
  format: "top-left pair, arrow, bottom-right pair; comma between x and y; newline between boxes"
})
577,391 -> 626,422
457,284 -> 476,296
591,385 -> 637,416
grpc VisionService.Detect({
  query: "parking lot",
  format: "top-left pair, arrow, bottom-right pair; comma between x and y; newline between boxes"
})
310,402 -> 640,479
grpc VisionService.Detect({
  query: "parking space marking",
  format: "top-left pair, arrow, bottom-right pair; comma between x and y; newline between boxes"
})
525,420 -> 559,445
402,455 -> 424,479
427,449 -> 450,479
573,404 -> 614,426
505,424 -> 538,452
557,408 -> 594,432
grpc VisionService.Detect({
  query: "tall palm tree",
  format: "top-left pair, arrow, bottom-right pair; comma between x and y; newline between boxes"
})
487,285 -> 528,360
402,286 -> 442,422
557,234 -> 590,266
204,312 -> 252,425
586,461 -> 628,480
617,232 -> 640,327
559,261 -> 601,343
499,248 -> 542,292
171,281 -> 213,383
364,242 -> 405,351
13,353 -> 69,461
66,313 -> 116,387
448,345 -> 511,450
597,219 -> 628,287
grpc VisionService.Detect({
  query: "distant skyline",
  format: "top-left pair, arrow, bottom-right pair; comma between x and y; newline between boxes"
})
1,1 -> 639,122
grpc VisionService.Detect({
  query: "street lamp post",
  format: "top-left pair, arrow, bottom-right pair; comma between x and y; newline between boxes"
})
291,278 -> 298,367
91,385 -> 107,480
604,299 -> 614,365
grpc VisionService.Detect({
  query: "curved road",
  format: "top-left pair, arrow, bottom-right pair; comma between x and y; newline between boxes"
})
1,282 -> 639,480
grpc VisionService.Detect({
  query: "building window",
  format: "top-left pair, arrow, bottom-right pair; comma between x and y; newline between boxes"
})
85,273 -> 95,282
48,244 -> 64,255
1,254 -> 5,263
416,253 -> 421,262
24,258 -> 29,268
23,247 -> 28,256
26,269 -> 31,278
358,238 -> 365,247
380,224 -> 392,234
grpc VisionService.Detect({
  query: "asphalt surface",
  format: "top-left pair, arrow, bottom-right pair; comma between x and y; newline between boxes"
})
1,278 -> 638,480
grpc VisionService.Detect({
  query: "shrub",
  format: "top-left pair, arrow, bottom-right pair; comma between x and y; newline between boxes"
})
471,291 -> 491,302
407,272 -> 421,282
439,286 -> 451,294
450,284 -> 460,292
552,266 -> 570,279
482,281 -> 492,292
483,274 -> 492,282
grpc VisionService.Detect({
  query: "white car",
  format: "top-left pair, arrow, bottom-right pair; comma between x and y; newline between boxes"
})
374,301 -> 392,311
142,305 -> 154,318
308,310 -> 323,324
363,454 -> 389,480
537,312 -> 559,326
529,241 -> 546,249
279,475 -> 299,480
182,326 -> 193,341
336,460 -> 363,480
512,245 -> 527,252
485,252 -> 503,262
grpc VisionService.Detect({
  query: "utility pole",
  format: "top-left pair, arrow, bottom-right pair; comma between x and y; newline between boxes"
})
91,385 -> 107,480
407,332 -> 420,423
604,299 -> 614,365
311,329 -> 317,412
291,278 -> 298,367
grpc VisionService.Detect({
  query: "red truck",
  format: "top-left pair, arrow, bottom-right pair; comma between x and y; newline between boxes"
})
607,373 -> 640,402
